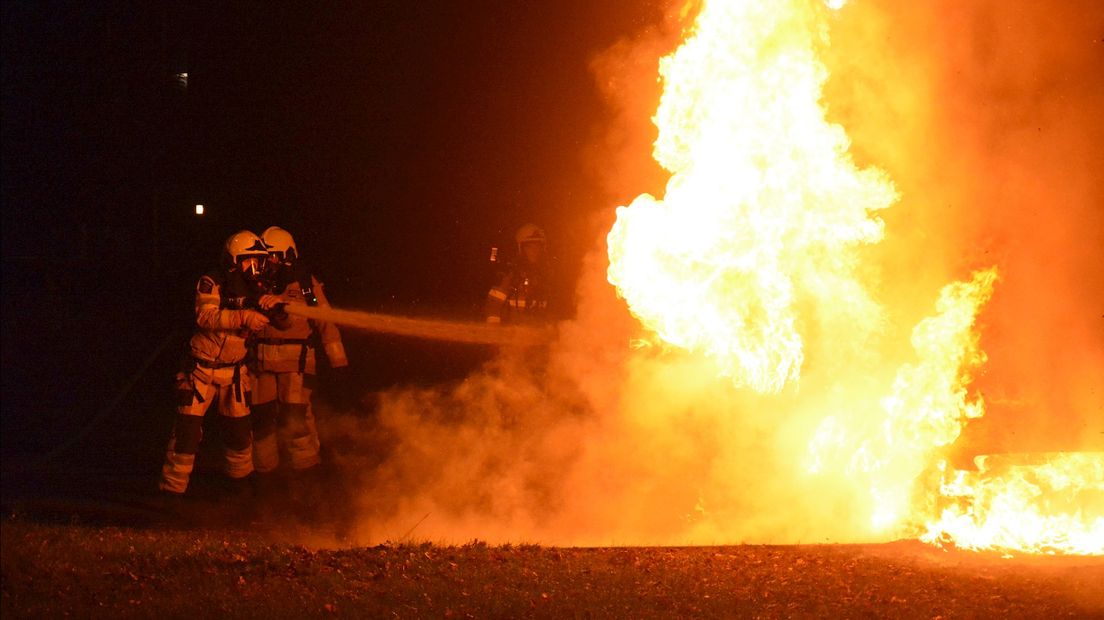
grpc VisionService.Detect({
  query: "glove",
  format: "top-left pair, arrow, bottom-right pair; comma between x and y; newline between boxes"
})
257,294 -> 283,311
241,309 -> 270,332
268,309 -> 293,331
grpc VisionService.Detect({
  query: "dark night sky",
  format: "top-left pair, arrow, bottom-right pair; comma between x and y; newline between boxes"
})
0,1 -> 668,458
3,1 -> 667,307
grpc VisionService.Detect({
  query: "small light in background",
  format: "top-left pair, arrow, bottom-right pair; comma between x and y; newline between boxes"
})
195,204 -> 205,216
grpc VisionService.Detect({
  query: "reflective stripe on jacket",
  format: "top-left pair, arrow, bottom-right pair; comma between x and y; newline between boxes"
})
189,270 -> 255,365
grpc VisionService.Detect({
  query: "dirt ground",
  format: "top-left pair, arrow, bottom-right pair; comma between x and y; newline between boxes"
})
3,517 -> 1102,619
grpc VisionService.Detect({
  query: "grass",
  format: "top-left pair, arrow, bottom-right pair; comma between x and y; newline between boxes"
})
2,517 -> 1103,618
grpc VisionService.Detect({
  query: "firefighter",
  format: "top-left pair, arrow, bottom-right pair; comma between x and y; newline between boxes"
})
159,230 -> 271,496
484,223 -> 551,324
251,226 -> 347,494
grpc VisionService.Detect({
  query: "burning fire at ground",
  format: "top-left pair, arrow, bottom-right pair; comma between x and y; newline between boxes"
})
325,0 -> 1102,556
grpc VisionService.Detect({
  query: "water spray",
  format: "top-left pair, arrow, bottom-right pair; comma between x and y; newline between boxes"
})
283,304 -> 553,346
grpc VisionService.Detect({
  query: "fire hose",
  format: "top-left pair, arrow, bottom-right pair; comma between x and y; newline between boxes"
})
282,304 -> 554,346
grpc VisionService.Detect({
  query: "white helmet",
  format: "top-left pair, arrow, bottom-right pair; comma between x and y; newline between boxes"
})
262,226 -> 298,264
224,230 -> 268,277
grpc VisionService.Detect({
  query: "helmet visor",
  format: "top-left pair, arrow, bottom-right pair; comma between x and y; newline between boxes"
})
239,256 -> 266,277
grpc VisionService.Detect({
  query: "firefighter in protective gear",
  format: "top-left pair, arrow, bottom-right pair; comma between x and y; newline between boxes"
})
250,226 -> 348,477
484,223 -> 551,324
159,231 -> 271,495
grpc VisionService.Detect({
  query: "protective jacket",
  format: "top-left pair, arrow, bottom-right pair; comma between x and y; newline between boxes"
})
189,268 -> 265,365
249,265 -> 345,474
253,266 -> 347,374
484,261 -> 550,324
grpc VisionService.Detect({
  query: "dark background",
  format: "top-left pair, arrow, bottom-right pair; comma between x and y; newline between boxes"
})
1,2 -> 665,474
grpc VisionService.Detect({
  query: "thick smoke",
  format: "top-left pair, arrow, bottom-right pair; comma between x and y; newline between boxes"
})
325,0 -> 1102,546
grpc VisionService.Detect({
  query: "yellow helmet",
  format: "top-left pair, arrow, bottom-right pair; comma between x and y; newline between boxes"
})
261,226 -> 298,263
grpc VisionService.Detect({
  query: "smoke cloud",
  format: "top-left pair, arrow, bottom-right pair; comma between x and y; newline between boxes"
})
324,0 -> 1102,546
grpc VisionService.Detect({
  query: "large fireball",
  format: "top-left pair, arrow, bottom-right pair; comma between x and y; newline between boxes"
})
606,0 -> 1103,555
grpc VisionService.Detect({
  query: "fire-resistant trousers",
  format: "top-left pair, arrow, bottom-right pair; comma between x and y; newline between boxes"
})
250,371 -> 321,473
159,364 -> 254,494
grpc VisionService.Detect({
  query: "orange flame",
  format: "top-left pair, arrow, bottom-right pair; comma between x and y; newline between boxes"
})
606,0 -> 1102,555
924,453 -> 1104,555
607,0 -> 895,393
